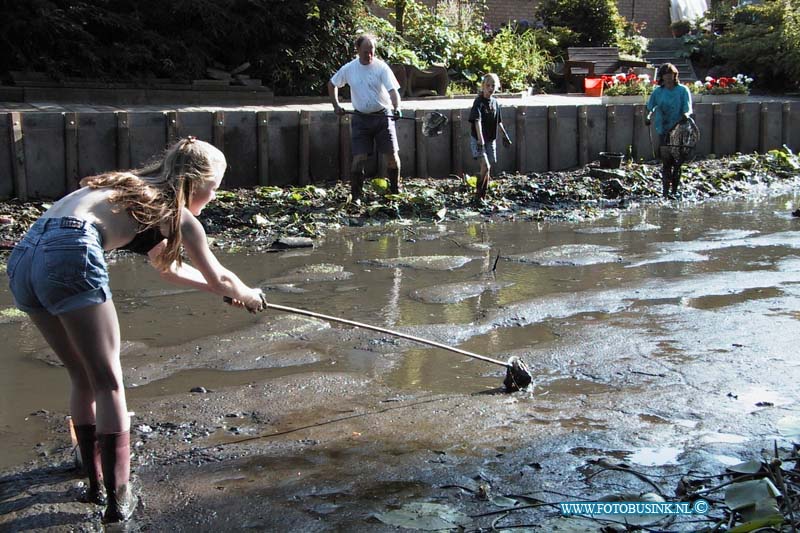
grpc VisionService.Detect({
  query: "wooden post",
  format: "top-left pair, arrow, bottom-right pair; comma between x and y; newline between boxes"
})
782,102 -> 791,148
712,103 -> 722,156
632,105 -> 648,161
166,111 -> 179,145
298,110 -> 310,185
415,109 -> 427,178
515,107 -> 527,173
256,111 -> 270,186
451,110 -> 462,177
578,106 -> 589,166
212,111 -> 225,150
605,105 -> 616,151
736,104 -> 744,153
547,107 -> 558,172
116,112 -> 130,170
339,113 -> 351,181
759,103 -> 768,153
8,112 -> 27,200
64,112 -> 80,192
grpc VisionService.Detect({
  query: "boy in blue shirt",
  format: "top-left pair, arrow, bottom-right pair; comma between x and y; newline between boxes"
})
646,63 -> 693,198
469,73 -> 512,202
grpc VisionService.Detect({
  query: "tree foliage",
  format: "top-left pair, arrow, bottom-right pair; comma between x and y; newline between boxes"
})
0,0 -> 365,95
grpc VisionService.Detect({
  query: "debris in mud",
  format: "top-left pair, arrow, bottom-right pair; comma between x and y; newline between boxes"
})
374,502 -> 471,530
2,152 -> 798,255
440,449 -> 800,532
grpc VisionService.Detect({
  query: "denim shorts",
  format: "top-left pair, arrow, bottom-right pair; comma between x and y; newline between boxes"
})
6,217 -> 111,315
470,137 -> 497,166
351,111 -> 399,155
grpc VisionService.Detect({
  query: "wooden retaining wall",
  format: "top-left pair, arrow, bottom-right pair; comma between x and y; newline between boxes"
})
2,101 -> 800,200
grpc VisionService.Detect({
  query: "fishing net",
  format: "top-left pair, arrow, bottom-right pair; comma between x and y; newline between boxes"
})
666,116 -> 700,161
420,111 -> 449,137
503,356 -> 533,392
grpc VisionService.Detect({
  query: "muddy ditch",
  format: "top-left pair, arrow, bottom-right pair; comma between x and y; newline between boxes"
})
1,152 -> 800,531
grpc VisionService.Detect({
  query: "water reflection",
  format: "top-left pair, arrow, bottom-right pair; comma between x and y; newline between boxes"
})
3,193 -> 800,468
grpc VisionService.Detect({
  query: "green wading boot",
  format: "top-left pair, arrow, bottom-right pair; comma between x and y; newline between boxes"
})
74,424 -> 106,505
99,431 -> 138,523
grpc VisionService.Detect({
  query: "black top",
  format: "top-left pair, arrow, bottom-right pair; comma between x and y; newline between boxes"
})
119,226 -> 165,255
468,94 -> 502,142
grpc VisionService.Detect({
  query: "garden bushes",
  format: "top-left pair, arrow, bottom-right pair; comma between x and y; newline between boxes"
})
0,0 -> 365,96
712,0 -> 800,91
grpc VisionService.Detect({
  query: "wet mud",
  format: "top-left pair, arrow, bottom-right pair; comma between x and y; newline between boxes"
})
2,193 -> 800,531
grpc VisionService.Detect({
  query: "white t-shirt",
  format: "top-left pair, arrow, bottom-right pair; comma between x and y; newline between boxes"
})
330,58 -> 400,114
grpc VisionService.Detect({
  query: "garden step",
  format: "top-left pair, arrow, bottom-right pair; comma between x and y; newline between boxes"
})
647,38 -> 686,51
642,53 -> 697,82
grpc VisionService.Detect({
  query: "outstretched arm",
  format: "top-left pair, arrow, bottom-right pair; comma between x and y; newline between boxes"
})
150,208 -> 264,311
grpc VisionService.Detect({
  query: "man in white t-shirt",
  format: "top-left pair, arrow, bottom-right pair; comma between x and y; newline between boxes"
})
328,34 -> 402,199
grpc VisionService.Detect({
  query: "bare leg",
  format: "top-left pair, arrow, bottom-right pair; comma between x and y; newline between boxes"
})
55,301 -> 136,521
476,156 -> 491,200
28,303 -> 124,506
28,312 -> 96,426
57,301 -> 127,434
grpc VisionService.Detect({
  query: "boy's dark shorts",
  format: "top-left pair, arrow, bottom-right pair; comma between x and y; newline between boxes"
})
351,112 -> 399,155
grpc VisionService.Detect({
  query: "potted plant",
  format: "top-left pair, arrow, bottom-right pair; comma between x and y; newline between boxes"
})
700,74 -> 753,103
670,20 -> 691,38
684,81 -> 704,103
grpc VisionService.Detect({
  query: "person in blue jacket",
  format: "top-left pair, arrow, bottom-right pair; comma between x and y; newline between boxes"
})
646,63 -> 693,198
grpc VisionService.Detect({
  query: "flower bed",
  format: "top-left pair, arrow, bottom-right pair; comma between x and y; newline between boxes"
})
698,74 -> 753,96
600,72 -> 654,97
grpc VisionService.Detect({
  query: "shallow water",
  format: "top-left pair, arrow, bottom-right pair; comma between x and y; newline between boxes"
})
2,193 -> 800,468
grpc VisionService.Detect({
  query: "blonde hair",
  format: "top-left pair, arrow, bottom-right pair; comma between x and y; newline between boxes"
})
482,73 -> 501,90
80,137 -> 225,271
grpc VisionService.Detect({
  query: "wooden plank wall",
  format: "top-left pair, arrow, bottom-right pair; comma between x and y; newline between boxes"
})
1,101 -> 799,200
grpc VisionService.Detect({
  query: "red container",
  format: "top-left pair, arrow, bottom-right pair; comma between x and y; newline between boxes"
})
584,78 -> 603,97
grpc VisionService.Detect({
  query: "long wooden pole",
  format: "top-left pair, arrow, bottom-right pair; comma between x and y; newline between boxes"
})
260,301 -> 510,368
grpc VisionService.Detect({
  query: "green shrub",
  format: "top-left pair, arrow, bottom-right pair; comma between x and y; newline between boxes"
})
616,19 -> 649,58
450,26 -> 551,92
714,0 -> 800,91
536,0 -> 621,47
362,1 -> 552,93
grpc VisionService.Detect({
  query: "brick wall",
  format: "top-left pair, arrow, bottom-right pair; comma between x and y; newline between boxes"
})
484,0 -> 673,38
616,0 -> 672,38
482,0 -> 538,29
369,1 -> 675,40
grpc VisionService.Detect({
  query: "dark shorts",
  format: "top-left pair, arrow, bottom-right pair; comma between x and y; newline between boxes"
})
7,217 -> 111,315
351,112 -> 399,156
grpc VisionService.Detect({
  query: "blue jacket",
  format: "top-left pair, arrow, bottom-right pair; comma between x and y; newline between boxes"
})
647,84 -> 692,135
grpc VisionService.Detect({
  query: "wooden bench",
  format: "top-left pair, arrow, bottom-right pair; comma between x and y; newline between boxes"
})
391,64 -> 448,98
564,47 -> 649,93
